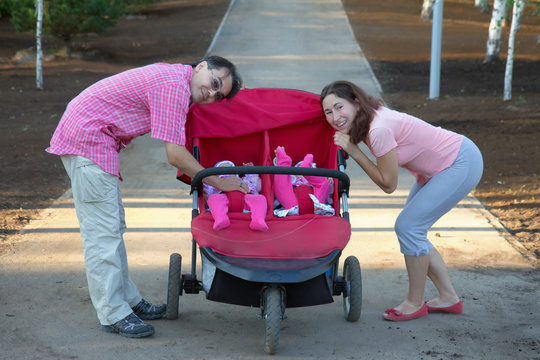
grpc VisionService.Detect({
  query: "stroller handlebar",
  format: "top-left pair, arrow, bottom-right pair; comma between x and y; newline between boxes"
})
190,166 -> 350,194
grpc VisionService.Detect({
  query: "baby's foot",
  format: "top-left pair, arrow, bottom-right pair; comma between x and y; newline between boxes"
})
213,217 -> 230,231
275,146 -> 292,166
299,153 -> 314,168
249,219 -> 269,232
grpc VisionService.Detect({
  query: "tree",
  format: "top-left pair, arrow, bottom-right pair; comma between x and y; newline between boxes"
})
9,0 -> 125,56
474,0 -> 491,13
485,0 -> 508,63
0,0 -> 12,17
8,0 -> 35,32
421,0 -> 435,21
36,0 -> 43,90
504,0 -> 525,100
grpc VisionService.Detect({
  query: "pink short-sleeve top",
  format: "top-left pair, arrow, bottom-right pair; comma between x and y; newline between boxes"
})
365,107 -> 463,184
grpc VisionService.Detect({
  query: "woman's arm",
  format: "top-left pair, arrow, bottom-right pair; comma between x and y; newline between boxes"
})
334,132 -> 398,194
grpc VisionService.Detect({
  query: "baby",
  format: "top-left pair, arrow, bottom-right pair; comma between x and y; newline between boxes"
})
203,160 -> 268,231
273,146 -> 334,217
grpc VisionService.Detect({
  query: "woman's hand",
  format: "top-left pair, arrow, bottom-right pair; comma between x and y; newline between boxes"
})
333,132 -> 355,154
331,135 -> 398,194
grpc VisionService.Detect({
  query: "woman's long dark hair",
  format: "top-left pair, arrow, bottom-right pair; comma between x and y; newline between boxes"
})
320,81 -> 384,144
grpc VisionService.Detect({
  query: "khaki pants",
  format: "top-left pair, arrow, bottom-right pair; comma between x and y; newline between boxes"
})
61,155 -> 141,325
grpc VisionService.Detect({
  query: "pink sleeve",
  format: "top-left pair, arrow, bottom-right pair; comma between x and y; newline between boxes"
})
148,85 -> 190,146
368,127 -> 397,157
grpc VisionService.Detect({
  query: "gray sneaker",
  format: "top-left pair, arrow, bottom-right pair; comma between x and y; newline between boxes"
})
132,299 -> 166,320
101,313 -> 155,338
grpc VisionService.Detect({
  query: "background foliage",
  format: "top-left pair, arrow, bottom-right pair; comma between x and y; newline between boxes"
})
2,0 -> 160,45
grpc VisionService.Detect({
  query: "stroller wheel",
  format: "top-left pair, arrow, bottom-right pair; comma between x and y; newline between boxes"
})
342,256 -> 362,322
262,286 -> 283,355
166,253 -> 182,320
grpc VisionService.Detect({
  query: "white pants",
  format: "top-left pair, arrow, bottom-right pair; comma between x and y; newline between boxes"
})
61,155 -> 142,325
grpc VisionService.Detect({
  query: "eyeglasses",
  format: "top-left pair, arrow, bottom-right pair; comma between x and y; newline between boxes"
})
210,70 -> 225,102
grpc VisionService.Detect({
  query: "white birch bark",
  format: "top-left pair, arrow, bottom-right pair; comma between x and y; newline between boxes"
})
36,0 -> 43,90
485,0 -> 507,63
421,0 -> 435,21
474,0 -> 490,13
504,0 -> 524,101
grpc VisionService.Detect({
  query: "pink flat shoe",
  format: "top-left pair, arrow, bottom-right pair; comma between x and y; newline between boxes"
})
383,302 -> 428,321
427,300 -> 463,314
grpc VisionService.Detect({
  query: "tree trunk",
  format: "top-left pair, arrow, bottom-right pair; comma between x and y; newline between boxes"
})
474,0 -> 490,14
504,0 -> 525,101
484,0 -> 507,63
36,0 -> 43,90
421,0 -> 435,21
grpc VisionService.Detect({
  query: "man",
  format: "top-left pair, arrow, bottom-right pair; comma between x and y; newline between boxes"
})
46,56 -> 248,338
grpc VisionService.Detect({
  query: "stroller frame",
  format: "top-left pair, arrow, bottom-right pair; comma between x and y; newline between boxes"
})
166,89 -> 362,355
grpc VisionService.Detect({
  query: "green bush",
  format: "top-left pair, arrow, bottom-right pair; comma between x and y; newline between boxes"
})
8,0 -> 35,31
9,0 -> 126,44
0,0 -> 13,17
46,0 -> 125,42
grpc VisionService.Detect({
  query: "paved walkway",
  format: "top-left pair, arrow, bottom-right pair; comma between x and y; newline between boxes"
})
0,1 -> 536,359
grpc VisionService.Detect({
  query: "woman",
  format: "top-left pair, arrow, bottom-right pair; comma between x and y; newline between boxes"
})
320,81 -> 483,321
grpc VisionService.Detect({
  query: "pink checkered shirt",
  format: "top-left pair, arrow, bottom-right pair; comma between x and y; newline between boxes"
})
46,63 -> 193,178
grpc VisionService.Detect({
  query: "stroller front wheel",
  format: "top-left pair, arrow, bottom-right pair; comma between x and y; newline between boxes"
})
342,256 -> 362,322
166,253 -> 182,320
262,286 -> 283,355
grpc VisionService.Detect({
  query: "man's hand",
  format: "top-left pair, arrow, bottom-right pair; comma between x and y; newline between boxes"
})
217,175 -> 249,193
164,142 -> 248,193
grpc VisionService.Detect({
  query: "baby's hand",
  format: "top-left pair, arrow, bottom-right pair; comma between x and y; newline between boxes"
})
274,146 -> 285,156
243,162 -> 254,166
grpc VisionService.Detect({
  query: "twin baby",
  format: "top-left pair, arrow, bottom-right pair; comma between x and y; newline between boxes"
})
203,146 -> 335,232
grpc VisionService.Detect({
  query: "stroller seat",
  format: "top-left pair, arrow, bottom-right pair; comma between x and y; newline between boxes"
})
192,212 -> 351,259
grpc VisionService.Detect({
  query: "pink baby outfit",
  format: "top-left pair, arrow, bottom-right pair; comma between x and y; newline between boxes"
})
203,161 -> 268,232
365,107 -> 463,184
273,147 -> 331,215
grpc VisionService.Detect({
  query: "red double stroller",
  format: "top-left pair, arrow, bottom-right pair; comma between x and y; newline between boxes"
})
166,88 -> 361,355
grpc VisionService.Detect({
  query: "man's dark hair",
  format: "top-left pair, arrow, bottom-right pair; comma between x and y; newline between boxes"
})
191,55 -> 243,100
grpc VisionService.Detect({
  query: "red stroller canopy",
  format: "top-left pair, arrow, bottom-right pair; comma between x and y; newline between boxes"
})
185,88 -> 351,259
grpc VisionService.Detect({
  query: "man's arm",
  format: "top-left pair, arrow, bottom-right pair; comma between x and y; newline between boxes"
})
164,142 -> 248,193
